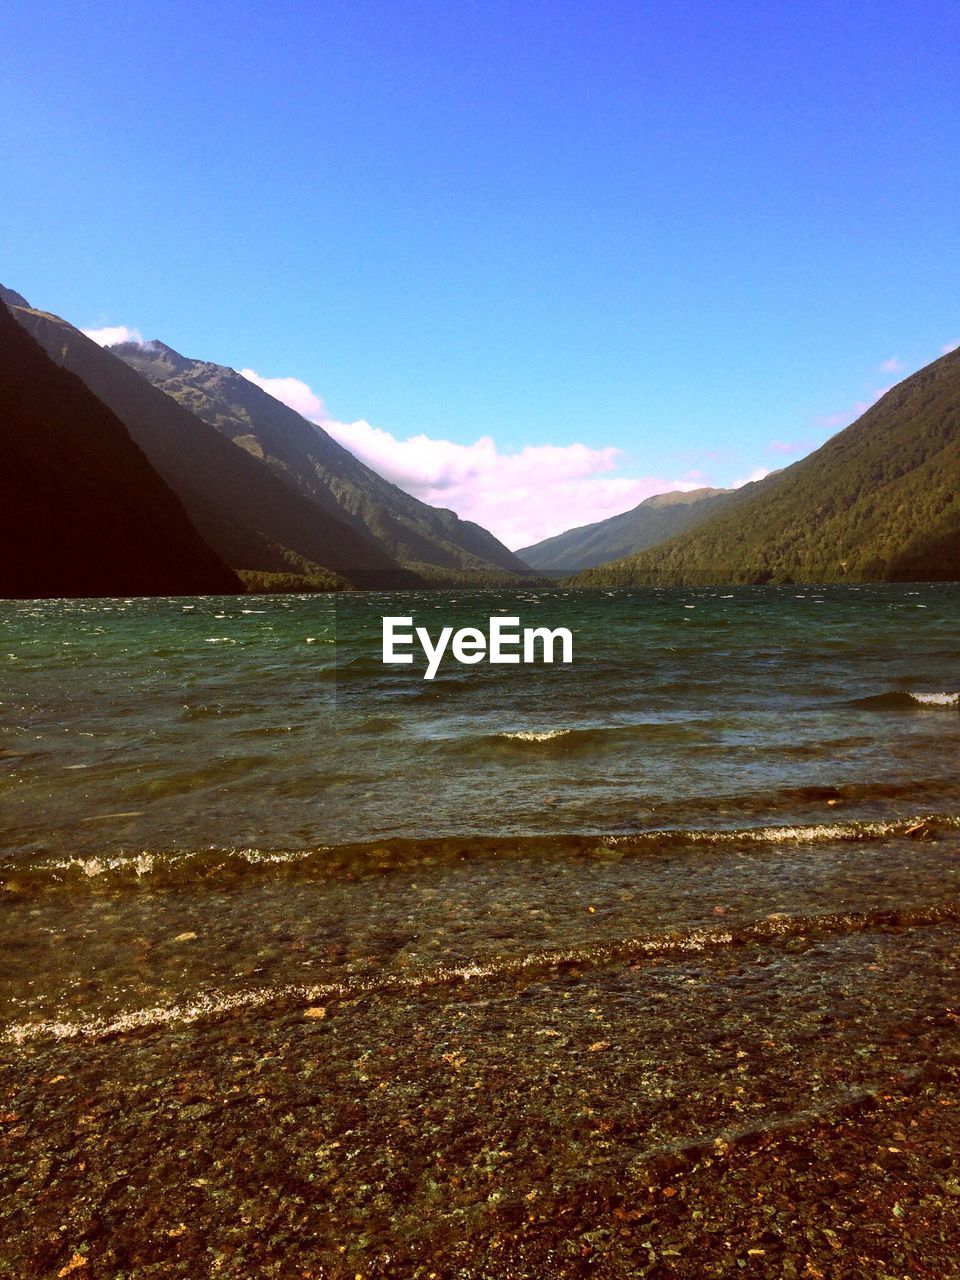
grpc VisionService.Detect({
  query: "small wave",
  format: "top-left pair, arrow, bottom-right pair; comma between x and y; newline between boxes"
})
3,815 -> 958,895
478,721 -> 713,753
851,690 -> 960,710
7,902 -> 960,1046
498,729 -> 572,743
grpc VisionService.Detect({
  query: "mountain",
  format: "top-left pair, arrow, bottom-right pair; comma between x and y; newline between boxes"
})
110,339 -> 534,582
0,296 -> 241,599
0,286 -> 30,308
517,486 -> 734,571
573,348 -> 960,586
4,294 -> 410,588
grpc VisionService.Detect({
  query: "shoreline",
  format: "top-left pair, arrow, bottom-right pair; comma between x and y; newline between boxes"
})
4,917 -> 960,1278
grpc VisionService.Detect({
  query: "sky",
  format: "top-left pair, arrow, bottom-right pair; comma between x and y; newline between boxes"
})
3,0 -> 959,548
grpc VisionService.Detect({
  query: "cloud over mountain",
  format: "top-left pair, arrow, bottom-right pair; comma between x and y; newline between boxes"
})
82,325 -> 145,347
240,368 -> 698,547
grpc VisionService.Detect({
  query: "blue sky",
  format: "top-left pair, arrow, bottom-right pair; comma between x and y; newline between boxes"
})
3,0 -> 959,546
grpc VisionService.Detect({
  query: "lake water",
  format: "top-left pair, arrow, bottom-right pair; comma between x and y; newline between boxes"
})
2,584 -> 959,1042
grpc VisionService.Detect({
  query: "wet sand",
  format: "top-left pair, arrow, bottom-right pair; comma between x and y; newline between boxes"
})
3,915 -> 960,1278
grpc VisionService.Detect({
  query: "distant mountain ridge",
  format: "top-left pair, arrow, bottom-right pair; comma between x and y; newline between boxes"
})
518,486 -> 734,571
573,347 -> 960,586
111,339 -> 533,582
7,281 -> 957,593
0,295 -> 240,599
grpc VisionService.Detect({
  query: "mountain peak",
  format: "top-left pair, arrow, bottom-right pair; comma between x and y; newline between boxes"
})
0,284 -> 31,309
109,337 -> 195,376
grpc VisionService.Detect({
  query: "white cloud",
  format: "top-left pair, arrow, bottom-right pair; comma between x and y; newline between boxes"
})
82,324 -> 144,347
239,369 -> 326,421
878,356 -> 903,373
240,367 -> 701,548
941,340 -> 959,356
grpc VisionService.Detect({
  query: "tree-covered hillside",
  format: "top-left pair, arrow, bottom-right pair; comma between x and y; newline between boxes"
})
574,348 -> 960,586
518,487 -> 734,571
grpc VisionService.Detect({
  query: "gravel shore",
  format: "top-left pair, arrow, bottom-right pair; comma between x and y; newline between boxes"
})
3,920 -> 960,1278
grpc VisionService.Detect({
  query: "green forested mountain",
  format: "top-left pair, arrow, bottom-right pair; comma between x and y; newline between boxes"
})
0,297 -> 241,599
4,294 -> 411,588
518,486 -> 733,571
573,347 -> 960,586
112,340 -> 534,582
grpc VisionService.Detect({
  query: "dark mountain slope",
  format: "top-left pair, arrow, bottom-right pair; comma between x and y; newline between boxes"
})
112,340 -> 532,580
518,486 -> 734,571
574,349 -> 960,586
5,299 -> 407,587
0,299 -> 241,599
0,286 -> 30,308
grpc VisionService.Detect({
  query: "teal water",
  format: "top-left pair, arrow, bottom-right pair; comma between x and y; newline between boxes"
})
1,583 -> 959,1039
2,584 -> 959,855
